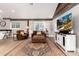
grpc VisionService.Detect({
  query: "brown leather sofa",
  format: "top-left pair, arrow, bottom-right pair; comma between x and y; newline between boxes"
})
31,31 -> 46,43
16,30 -> 29,40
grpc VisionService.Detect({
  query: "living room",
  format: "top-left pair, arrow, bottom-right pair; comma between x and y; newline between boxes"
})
0,3 -> 59,56
0,3 -> 79,56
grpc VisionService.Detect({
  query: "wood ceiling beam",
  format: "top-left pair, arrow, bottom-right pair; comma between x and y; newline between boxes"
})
55,3 -> 67,14
53,3 -> 78,19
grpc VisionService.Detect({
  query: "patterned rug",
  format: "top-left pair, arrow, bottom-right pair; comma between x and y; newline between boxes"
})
24,42 -> 52,56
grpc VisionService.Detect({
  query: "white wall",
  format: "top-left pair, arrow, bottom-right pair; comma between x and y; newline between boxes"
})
0,19 -> 53,37
52,4 -> 79,49
29,20 -> 53,37
0,19 -> 28,35
11,20 -> 27,34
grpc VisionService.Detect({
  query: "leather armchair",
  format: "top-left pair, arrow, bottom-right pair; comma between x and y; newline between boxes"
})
16,30 -> 29,40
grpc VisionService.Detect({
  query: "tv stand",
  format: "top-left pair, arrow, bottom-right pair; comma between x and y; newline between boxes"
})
55,33 -> 76,52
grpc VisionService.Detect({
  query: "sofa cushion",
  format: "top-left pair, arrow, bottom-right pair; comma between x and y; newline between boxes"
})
37,32 -> 41,35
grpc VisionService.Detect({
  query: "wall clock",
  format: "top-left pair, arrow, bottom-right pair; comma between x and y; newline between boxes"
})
0,21 -> 6,27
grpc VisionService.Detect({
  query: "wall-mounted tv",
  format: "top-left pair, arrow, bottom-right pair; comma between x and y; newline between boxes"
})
57,13 -> 72,31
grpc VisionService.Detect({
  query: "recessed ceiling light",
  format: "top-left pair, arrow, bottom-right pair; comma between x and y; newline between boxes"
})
0,9 -> 3,13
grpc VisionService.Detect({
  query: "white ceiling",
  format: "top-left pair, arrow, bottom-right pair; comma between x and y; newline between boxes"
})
0,3 -> 58,19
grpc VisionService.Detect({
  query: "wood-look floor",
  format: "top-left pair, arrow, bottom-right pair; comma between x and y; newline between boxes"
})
0,37 -> 65,56
0,38 -> 24,56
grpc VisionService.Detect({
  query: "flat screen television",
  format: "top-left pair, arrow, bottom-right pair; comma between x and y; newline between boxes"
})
57,13 -> 72,34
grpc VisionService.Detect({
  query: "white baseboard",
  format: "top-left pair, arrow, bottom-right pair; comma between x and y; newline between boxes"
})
49,35 -> 54,37
29,34 -> 55,37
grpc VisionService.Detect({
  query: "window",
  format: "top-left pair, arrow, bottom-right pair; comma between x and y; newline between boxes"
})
35,23 -> 44,31
12,22 -> 20,28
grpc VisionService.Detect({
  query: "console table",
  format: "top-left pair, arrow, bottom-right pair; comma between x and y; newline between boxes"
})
56,33 -> 76,52
0,29 -> 12,39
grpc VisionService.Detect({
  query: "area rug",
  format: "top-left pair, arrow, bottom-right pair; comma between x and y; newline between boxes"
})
24,42 -> 52,56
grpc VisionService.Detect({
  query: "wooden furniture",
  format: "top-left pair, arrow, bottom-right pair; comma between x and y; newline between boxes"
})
56,33 -> 76,52
16,30 -> 29,40
32,31 -> 46,43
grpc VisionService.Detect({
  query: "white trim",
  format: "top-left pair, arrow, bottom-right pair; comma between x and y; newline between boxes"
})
48,35 -> 54,37
76,48 -> 79,52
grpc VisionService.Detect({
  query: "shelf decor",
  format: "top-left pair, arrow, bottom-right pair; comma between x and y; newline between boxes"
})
0,20 -> 6,27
